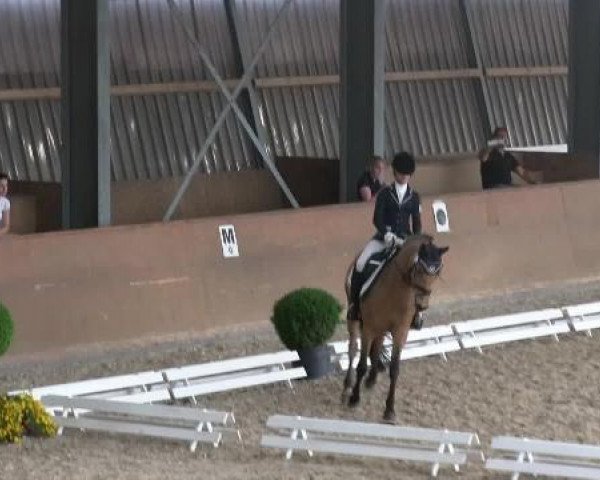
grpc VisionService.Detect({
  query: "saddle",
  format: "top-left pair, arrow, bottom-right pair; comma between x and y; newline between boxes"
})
357,247 -> 398,301
350,243 -> 428,330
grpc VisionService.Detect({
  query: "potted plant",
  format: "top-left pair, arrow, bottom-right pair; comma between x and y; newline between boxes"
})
0,302 -> 13,358
0,302 -> 57,444
271,288 -> 341,379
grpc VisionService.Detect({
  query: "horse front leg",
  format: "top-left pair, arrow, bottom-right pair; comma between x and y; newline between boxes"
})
341,319 -> 360,403
383,325 -> 410,422
349,333 -> 372,408
365,334 -> 384,388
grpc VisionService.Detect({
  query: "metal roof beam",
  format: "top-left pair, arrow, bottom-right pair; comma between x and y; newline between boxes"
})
60,0 -> 110,228
339,0 -> 386,202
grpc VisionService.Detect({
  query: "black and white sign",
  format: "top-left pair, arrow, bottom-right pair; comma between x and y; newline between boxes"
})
219,224 -> 239,258
432,200 -> 450,233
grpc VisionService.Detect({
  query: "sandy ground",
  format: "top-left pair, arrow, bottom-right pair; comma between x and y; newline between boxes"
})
2,279 -> 600,479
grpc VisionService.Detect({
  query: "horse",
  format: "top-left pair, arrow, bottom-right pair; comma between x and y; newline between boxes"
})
341,234 -> 449,422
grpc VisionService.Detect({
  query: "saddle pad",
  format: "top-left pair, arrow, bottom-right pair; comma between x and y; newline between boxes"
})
359,248 -> 398,299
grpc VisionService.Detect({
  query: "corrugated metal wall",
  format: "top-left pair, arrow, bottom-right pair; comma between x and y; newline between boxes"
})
469,0 -> 568,146
0,0 -> 569,182
109,0 -> 258,180
235,0 -> 340,158
0,0 -> 61,182
385,0 -> 486,155
0,0 -> 257,182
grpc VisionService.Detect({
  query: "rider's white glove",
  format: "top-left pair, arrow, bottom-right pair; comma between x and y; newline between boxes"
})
384,232 -> 400,247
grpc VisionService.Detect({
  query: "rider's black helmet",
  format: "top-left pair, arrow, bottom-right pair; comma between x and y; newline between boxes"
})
392,152 -> 416,175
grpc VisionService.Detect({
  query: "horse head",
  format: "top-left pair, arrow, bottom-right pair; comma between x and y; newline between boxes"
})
416,240 -> 449,276
404,238 -> 449,295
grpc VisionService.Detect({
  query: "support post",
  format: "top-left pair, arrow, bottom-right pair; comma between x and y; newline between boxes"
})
61,0 -> 110,228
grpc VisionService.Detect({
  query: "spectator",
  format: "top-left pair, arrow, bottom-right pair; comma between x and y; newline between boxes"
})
356,155 -> 386,201
479,127 -> 538,190
0,172 -> 10,236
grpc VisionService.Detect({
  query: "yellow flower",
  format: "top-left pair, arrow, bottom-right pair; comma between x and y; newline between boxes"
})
0,394 -> 57,443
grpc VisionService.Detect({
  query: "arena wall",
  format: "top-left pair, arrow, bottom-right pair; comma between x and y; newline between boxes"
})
2,180 -> 600,357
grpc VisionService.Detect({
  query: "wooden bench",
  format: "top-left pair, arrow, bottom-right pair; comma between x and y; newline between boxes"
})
486,435 -> 600,479
42,395 -> 237,451
261,415 -> 484,477
13,351 -> 306,407
332,325 -> 461,370
11,371 -> 167,405
563,301 -> 600,336
108,351 -> 306,405
451,309 -> 569,353
164,351 -> 306,403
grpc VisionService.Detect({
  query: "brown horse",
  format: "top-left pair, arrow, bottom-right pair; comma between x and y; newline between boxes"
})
342,234 -> 449,422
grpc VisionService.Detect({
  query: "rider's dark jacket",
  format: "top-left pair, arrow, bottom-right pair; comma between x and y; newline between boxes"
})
372,184 -> 422,241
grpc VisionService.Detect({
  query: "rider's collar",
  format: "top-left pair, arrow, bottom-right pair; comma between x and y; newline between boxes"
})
394,182 -> 408,201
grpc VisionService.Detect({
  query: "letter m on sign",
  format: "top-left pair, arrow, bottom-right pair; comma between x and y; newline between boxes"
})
219,224 -> 239,258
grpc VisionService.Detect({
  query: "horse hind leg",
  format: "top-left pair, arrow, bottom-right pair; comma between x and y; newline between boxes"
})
349,333 -> 372,408
341,319 -> 359,403
365,334 -> 384,389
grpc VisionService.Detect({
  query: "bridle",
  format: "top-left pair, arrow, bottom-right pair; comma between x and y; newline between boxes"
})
398,252 -> 442,296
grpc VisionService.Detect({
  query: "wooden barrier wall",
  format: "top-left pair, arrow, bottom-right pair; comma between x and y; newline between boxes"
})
2,180 -> 600,356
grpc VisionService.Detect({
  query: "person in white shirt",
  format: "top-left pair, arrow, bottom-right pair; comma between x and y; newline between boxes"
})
0,172 -> 11,236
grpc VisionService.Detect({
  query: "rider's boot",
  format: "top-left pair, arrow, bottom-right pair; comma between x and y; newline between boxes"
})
347,269 -> 364,321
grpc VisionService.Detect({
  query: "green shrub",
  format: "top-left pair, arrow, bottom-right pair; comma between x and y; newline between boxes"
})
0,396 -> 23,443
20,395 -> 58,438
0,303 -> 13,357
0,394 -> 57,444
271,288 -> 341,350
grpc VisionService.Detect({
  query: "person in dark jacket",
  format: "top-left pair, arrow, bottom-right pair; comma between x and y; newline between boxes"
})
479,126 -> 538,189
348,152 -> 423,326
356,155 -> 386,202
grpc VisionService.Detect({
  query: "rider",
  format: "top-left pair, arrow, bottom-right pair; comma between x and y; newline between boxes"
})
349,151 -> 425,328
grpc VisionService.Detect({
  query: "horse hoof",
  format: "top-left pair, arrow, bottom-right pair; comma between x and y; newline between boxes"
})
348,395 -> 360,408
365,376 -> 377,389
383,410 -> 396,424
340,389 -> 351,404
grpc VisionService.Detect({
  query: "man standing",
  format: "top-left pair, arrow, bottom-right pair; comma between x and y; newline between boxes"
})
479,127 -> 538,189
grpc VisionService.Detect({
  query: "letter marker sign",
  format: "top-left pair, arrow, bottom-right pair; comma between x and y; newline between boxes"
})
432,200 -> 450,233
219,224 -> 239,258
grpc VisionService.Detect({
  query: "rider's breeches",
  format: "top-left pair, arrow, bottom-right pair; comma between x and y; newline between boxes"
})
356,239 -> 386,272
